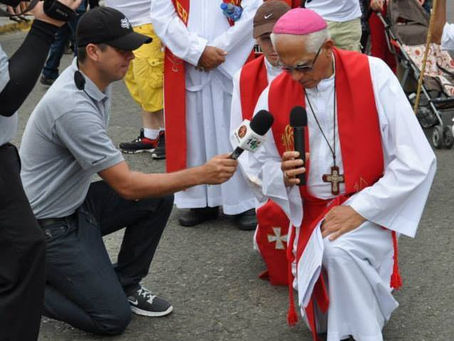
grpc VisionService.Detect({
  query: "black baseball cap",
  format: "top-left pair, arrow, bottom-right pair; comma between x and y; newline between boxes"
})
76,7 -> 151,50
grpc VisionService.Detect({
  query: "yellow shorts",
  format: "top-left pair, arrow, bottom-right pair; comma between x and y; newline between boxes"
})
124,23 -> 164,113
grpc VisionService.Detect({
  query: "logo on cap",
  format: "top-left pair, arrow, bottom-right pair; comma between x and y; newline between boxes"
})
264,13 -> 273,19
120,17 -> 130,29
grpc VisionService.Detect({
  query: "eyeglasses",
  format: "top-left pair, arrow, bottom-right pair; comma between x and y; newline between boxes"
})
279,44 -> 323,73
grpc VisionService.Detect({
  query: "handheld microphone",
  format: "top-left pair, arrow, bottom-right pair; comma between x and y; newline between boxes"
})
290,106 -> 307,186
230,109 -> 274,160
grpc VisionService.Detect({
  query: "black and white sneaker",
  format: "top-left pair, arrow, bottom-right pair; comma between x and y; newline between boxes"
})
127,286 -> 173,317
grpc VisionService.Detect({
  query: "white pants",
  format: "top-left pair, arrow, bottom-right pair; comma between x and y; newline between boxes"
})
299,221 -> 399,341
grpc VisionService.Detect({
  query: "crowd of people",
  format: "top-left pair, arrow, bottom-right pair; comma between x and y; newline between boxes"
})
0,0 -> 446,340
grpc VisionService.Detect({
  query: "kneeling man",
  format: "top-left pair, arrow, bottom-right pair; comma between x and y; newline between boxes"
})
243,8 -> 436,341
20,7 -> 237,336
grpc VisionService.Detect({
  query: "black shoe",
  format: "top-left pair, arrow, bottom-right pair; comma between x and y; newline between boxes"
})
234,208 -> 257,231
119,129 -> 158,154
127,285 -> 173,317
40,75 -> 55,86
178,207 -> 219,227
152,131 -> 165,159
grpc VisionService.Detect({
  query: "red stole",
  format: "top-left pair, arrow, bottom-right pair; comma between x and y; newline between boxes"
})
268,48 -> 387,340
239,55 -> 268,120
164,0 -> 190,173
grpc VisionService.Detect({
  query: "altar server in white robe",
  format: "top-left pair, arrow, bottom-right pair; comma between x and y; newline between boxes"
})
151,0 -> 262,230
241,8 -> 436,341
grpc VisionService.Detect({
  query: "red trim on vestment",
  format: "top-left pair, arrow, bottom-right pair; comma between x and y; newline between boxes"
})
164,0 -> 190,173
239,55 -> 268,120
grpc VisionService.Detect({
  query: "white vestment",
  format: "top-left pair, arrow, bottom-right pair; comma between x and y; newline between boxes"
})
151,0 -> 262,214
442,23 -> 454,51
242,56 -> 436,340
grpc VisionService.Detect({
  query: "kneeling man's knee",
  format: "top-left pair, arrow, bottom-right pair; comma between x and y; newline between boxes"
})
94,304 -> 132,336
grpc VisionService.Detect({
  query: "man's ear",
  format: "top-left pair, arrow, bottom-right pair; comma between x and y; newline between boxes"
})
85,43 -> 100,62
324,39 -> 335,55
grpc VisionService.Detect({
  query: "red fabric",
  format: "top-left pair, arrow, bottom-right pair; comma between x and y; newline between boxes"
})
164,0 -> 190,172
239,55 -> 268,120
391,231 -> 402,289
268,48 -> 385,337
278,0 -> 301,8
240,56 -> 291,286
255,200 -> 290,286
165,0 -> 250,172
369,6 -> 397,73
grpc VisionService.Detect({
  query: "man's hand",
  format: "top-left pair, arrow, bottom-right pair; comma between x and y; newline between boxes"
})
370,0 -> 387,11
321,205 -> 366,241
281,151 -> 307,186
197,46 -> 227,71
200,154 -> 237,184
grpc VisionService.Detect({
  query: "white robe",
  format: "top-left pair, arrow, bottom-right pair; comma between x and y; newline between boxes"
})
151,0 -> 262,214
242,56 -> 436,340
230,57 -> 282,194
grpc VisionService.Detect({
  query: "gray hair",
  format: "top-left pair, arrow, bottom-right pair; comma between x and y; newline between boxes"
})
270,28 -> 330,54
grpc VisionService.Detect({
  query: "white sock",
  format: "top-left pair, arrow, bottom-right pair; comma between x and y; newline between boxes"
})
144,128 -> 159,140
159,127 -> 165,132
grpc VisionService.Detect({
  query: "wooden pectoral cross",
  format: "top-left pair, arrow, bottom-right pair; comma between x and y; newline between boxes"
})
322,165 -> 345,195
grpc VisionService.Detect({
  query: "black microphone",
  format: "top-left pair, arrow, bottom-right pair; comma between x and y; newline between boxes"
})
290,106 -> 307,186
230,109 -> 274,160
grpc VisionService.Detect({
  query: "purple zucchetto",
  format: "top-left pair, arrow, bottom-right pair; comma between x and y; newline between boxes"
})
272,8 -> 327,35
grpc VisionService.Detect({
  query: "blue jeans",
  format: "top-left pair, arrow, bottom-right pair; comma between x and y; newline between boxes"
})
41,181 -> 173,335
42,3 -> 86,80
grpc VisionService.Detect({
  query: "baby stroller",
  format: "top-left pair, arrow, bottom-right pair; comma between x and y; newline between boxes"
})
377,0 -> 454,149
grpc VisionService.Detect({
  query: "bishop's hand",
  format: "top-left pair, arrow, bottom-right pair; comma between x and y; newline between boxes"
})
281,151 -> 307,187
321,205 -> 366,241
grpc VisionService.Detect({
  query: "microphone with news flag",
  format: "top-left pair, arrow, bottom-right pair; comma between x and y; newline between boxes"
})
290,106 -> 307,186
230,110 -> 274,160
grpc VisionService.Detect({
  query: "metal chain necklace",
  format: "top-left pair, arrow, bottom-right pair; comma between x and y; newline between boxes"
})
305,70 -> 345,195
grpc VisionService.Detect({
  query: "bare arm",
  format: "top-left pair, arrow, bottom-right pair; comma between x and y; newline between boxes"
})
99,154 -> 237,200
432,0 -> 446,44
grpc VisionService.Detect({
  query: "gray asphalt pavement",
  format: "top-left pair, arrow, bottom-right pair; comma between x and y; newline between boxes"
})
1,23 -> 454,341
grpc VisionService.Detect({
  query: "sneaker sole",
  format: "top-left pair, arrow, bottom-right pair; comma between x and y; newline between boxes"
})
120,149 -> 155,154
151,154 -> 166,159
130,305 -> 173,317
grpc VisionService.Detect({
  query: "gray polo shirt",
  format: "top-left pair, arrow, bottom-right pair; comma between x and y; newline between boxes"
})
20,58 -> 124,219
0,44 -> 18,146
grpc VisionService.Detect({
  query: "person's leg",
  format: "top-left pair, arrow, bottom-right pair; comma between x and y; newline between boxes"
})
320,222 -> 398,340
81,181 -> 173,294
120,24 -> 165,156
41,24 -> 71,83
0,144 -> 46,340
42,210 -> 132,335
326,18 -> 362,52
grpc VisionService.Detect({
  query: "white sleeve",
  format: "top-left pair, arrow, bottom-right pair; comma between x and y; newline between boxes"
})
441,23 -> 454,51
212,0 -> 262,76
245,87 -> 304,227
150,0 -> 207,66
348,57 -> 436,238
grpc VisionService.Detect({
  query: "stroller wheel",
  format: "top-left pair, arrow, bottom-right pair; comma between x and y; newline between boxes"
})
443,126 -> 454,149
432,125 -> 444,149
